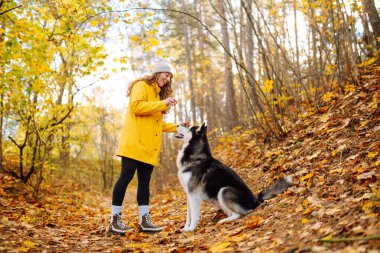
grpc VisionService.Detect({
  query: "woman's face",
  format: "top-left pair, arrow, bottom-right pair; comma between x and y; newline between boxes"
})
157,72 -> 172,88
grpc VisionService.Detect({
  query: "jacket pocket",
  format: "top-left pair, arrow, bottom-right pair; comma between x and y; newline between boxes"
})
136,117 -> 154,148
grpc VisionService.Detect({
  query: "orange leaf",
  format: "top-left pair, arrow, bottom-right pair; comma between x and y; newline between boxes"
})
245,215 -> 263,229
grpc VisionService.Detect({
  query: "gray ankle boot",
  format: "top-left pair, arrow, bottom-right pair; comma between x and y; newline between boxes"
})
108,213 -> 133,235
138,214 -> 165,233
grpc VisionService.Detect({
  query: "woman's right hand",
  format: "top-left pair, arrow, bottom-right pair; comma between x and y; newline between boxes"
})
165,97 -> 177,106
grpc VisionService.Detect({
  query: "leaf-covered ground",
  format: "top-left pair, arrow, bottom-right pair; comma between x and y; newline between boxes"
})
1,72 -> 379,252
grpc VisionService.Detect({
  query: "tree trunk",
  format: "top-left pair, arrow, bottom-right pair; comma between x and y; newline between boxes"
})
0,88 -> 3,171
218,0 -> 238,131
196,0 -> 205,124
0,20 -> 4,170
293,0 -> 300,71
244,0 -> 261,126
362,0 -> 380,51
311,19 -> 319,89
210,76 -> 217,132
340,0 -> 359,74
360,11 -> 374,57
182,0 -> 196,123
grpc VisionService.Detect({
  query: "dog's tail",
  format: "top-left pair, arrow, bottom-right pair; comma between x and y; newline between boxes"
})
257,176 -> 292,202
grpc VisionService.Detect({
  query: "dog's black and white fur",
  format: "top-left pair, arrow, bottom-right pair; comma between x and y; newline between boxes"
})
176,123 -> 292,231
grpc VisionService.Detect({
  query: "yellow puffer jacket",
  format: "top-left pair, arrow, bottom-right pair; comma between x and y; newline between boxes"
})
116,81 -> 177,166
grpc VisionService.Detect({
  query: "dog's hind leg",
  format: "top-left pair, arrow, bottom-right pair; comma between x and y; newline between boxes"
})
183,195 -> 202,232
217,187 -> 241,223
217,213 -> 240,223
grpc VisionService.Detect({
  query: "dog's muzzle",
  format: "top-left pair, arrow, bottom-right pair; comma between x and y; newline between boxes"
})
175,133 -> 184,139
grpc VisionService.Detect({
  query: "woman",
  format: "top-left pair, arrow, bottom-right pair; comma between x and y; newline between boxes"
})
109,60 -> 187,235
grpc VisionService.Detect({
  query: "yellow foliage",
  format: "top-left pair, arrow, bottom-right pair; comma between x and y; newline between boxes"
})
156,48 -> 163,57
325,64 -> 336,75
154,19 -> 161,27
263,79 -> 274,93
119,56 -> 128,64
130,35 -> 140,43
369,98 -> 378,109
269,8 -> 278,16
148,29 -> 158,35
358,57 -> 377,67
149,37 -> 160,47
323,92 -> 333,102
90,19 -> 98,26
344,84 -> 356,94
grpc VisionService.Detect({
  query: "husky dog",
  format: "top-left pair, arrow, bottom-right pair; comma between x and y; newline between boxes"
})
175,123 -> 292,232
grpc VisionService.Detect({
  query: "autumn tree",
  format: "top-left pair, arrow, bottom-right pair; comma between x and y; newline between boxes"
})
0,0 -> 111,195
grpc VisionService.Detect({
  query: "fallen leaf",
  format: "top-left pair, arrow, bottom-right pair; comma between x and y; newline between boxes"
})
245,215 -> 263,229
23,241 -> 35,248
367,152 -> 378,158
307,151 -> 321,160
320,233 -> 333,241
295,205 -> 304,212
209,241 -> 231,253
357,171 -> 376,180
347,153 -> 360,161
228,232 -> 247,242
303,208 -> 313,215
325,208 -> 341,215
300,172 -> 315,181
312,246 -> 327,252
16,247 -> 29,252
329,168 -> 343,174
125,243 -> 150,249
310,222 -> 322,231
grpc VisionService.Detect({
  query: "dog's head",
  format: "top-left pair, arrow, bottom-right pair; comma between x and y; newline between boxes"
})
175,122 -> 207,141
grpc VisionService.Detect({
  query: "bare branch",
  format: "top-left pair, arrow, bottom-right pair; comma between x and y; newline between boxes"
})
0,5 -> 22,16
8,136 -> 20,148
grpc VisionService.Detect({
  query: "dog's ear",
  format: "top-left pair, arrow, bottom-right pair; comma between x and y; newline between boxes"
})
196,122 -> 207,135
201,122 -> 207,133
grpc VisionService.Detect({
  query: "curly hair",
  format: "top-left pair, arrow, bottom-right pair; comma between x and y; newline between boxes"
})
127,73 -> 174,113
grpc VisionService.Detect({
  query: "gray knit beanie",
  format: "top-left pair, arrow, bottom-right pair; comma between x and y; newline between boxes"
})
152,60 -> 172,74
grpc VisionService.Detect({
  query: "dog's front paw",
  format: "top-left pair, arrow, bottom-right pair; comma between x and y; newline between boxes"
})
182,226 -> 195,232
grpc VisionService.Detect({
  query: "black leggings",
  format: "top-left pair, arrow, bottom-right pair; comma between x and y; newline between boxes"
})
112,157 -> 154,206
